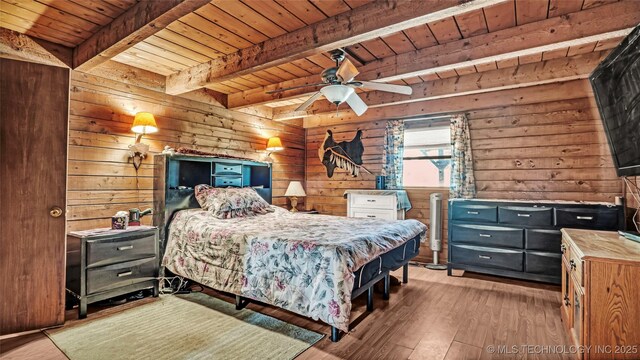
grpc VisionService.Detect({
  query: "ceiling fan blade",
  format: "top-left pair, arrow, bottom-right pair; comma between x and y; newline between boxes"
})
266,83 -> 325,94
336,58 -> 359,83
358,81 -> 413,95
345,92 -> 368,116
295,92 -> 323,112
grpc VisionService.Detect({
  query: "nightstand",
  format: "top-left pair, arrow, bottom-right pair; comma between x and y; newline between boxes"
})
66,226 -> 159,318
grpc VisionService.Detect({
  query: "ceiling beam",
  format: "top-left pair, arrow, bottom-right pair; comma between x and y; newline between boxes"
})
0,27 -> 72,68
165,0 -> 509,95
229,0 -> 639,109
302,50 -> 609,115
73,0 -> 211,71
302,79 -> 594,128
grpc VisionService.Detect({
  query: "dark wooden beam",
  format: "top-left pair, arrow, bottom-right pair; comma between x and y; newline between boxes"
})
73,0 -> 211,71
165,0 -> 509,95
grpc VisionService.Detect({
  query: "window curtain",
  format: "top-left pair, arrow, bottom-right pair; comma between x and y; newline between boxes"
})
382,119 -> 404,189
450,113 -> 476,198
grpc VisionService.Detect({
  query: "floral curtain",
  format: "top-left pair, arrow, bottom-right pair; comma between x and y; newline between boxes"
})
450,114 -> 476,198
382,119 -> 404,189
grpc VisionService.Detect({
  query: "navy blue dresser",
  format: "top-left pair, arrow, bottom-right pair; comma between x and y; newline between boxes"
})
447,199 -> 625,284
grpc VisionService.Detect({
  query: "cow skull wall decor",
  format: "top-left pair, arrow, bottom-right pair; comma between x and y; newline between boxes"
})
318,130 -> 372,178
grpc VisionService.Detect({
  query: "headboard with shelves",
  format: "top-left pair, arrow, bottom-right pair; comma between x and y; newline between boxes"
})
153,154 -> 272,255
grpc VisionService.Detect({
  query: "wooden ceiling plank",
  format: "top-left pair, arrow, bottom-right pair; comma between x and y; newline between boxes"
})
166,20 -> 238,55
548,0 -> 584,17
102,0 -> 138,11
0,1 -> 94,41
344,43 -> 377,63
111,53 -> 175,76
582,0 -> 618,10
0,27 -> 72,67
419,73 -> 440,82
179,12 -> 253,50
274,0 -> 327,25
242,0 -> 307,32
263,66 -> 298,81
2,0 -> 100,32
542,47 -> 569,60
277,63 -> 313,77
402,76 -> 424,85
165,0 -> 511,95
428,17 -> 462,43
593,37 -> 624,51
38,0 -> 115,26
344,0 -> 375,8
475,61 -> 498,72
0,12 -> 79,47
290,58 -> 325,74
204,83 -> 239,94
519,53 -> 543,64
251,69 -> 286,83
117,47 -> 186,73
67,0 -> 129,19
133,41 -> 202,67
154,29 -> 223,60
211,1 -> 287,38
402,24 -> 439,49
235,1 -> 638,108
455,65 -> 478,75
515,0 -> 549,26
361,37 -> 396,58
483,0 -> 516,32
381,32 -> 416,54
194,3 -> 268,44
240,74 -> 272,87
437,69 -> 458,78
496,57 -> 519,68
306,53 -> 337,68
144,35 -> 213,63
73,0 -> 211,71
223,79 -> 253,92
456,8 -> 489,38
310,0 -> 352,17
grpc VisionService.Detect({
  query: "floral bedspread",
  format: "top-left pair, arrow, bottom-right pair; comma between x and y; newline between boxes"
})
162,206 -> 427,331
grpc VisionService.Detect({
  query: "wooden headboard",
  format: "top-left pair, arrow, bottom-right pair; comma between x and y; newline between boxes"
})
153,154 -> 272,256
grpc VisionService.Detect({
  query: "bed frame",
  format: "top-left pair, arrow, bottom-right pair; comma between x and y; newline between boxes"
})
153,153 -> 419,342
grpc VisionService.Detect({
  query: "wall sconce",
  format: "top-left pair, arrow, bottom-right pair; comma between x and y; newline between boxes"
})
265,136 -> 284,158
128,112 -> 158,170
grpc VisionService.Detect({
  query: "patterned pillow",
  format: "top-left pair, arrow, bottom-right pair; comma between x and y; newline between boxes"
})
194,185 -> 273,219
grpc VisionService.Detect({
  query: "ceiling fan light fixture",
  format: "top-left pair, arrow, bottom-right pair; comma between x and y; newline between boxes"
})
320,85 -> 354,105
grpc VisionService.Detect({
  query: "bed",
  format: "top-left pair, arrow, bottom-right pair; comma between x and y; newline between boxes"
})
154,154 -> 427,341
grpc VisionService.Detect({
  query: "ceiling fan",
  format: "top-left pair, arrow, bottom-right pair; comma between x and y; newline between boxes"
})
266,49 -> 413,116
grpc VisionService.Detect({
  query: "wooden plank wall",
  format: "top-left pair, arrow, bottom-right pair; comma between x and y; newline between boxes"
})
305,81 -> 623,263
67,71 -> 305,232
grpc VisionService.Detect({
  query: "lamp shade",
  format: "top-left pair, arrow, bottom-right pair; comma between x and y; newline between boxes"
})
285,181 -> 306,197
131,112 -> 158,134
320,85 -> 354,104
266,136 -> 284,151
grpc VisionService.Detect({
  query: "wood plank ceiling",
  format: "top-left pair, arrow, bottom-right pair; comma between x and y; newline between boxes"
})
0,0 -> 631,116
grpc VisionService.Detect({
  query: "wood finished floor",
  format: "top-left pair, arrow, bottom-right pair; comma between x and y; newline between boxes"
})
0,267 -> 574,360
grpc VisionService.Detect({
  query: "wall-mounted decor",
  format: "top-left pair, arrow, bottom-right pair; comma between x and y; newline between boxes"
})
128,112 -> 158,170
318,130 -> 371,178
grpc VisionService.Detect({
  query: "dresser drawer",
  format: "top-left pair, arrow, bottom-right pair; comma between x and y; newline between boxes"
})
451,244 -> 523,272
214,176 -> 242,187
351,194 -> 395,210
451,204 -> 497,222
351,208 -> 396,221
213,163 -> 242,175
499,206 -> 552,226
525,229 -> 562,253
86,257 -> 157,295
87,232 -> 156,268
450,224 -> 523,248
555,208 -> 619,230
525,251 -> 562,277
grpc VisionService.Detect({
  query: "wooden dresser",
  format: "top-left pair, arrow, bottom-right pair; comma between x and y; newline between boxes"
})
560,229 -> 640,360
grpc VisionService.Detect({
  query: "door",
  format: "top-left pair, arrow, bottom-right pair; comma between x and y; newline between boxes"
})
0,59 -> 69,334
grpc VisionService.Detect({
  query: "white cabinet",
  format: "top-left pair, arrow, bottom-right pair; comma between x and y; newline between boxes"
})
347,192 -> 405,220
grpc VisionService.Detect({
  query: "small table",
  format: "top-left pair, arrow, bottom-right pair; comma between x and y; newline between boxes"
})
66,226 -> 159,318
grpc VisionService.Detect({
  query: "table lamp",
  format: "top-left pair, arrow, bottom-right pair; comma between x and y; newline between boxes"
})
285,181 -> 306,212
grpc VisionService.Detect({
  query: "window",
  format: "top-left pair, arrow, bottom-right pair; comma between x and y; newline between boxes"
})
402,117 -> 451,188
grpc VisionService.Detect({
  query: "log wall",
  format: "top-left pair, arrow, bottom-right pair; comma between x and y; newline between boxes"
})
67,71 -> 305,232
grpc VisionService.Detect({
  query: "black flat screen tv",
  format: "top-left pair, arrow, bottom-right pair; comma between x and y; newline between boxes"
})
590,26 -> 640,177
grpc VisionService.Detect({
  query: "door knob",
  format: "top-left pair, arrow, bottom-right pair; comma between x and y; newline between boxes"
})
50,207 -> 63,218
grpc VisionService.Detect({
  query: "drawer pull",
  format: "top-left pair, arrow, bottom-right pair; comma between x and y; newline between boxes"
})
564,296 -> 570,306
366,215 -> 376,218
467,211 -> 479,215
570,259 -> 577,270
117,271 -> 133,277
478,255 -> 491,260
117,245 -> 134,251
479,233 -> 492,238
517,213 -> 531,217
366,199 -> 376,202
560,244 -> 567,253
576,216 -> 593,220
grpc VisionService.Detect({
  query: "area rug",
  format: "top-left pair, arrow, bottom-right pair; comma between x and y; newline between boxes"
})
46,293 -> 324,360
